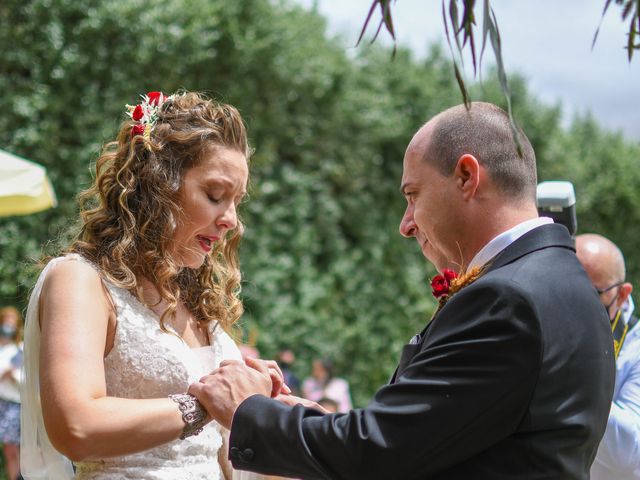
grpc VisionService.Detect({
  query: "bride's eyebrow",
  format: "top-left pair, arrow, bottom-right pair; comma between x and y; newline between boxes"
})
203,178 -> 230,189
203,178 -> 246,197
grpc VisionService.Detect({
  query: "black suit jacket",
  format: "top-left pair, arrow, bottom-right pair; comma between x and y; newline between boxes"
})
229,224 -> 615,479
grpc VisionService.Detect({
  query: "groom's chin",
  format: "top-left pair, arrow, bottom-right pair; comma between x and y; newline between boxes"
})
421,249 -> 446,273
429,257 -> 458,275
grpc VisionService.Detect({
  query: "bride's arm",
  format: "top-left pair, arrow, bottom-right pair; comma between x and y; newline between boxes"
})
38,260 -> 191,462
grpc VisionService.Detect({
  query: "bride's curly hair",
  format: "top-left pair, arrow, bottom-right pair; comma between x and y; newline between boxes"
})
65,91 -> 251,333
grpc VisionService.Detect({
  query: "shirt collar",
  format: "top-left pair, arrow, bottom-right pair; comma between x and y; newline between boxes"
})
466,217 -> 554,273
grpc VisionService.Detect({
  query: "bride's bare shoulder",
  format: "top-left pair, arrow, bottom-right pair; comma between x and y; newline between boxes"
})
39,256 -> 113,319
43,256 -> 101,289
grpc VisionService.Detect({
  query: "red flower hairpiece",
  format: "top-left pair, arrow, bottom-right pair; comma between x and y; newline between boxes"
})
126,91 -> 173,139
147,91 -> 163,106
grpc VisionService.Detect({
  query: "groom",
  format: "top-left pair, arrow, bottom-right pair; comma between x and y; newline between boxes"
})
190,102 -> 615,479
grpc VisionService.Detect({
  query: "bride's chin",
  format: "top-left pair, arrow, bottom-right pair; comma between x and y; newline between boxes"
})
173,251 -> 207,270
184,258 -> 206,270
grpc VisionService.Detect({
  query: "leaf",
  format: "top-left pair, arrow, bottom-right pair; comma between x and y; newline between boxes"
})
381,0 -> 396,40
453,61 -> 471,108
461,0 -> 478,76
592,0 -> 615,51
479,0 -> 491,79
356,1 -> 380,47
356,0 -> 397,56
448,0 -> 464,68
370,15 -> 386,43
486,8 -> 523,157
443,0 -> 470,107
626,0 -> 640,60
622,0 -> 634,19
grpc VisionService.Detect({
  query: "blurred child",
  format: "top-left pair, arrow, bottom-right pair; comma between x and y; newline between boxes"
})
302,358 -> 352,413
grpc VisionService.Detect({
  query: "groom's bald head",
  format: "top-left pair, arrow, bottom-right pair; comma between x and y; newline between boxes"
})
419,102 -> 537,202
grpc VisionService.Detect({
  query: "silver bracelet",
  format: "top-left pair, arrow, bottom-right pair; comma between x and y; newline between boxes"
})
169,393 -> 208,439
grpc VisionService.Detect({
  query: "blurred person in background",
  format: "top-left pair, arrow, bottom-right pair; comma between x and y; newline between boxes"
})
0,306 -> 23,480
19,90 -> 284,480
576,233 -> 640,480
276,349 -> 301,397
302,358 -> 352,413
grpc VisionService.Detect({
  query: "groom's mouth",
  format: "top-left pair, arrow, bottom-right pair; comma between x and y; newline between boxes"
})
419,238 -> 430,255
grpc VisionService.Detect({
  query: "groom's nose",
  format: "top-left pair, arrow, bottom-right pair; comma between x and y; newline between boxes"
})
400,204 -> 417,238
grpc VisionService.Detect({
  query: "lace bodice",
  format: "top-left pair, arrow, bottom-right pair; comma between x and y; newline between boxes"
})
32,255 -> 243,480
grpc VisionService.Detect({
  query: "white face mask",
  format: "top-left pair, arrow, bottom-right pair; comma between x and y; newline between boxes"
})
0,324 -> 16,338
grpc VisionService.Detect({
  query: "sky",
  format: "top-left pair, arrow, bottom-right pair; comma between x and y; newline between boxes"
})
296,0 -> 640,141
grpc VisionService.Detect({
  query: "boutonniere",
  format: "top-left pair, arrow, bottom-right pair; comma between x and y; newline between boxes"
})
431,268 -> 458,299
430,266 -> 484,308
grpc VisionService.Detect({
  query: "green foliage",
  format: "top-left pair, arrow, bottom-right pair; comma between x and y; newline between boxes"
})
1,0 -> 639,409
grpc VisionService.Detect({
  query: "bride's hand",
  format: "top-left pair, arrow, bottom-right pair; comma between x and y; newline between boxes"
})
244,356 -> 291,398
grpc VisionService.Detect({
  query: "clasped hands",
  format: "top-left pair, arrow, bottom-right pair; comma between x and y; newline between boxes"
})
188,357 -> 328,430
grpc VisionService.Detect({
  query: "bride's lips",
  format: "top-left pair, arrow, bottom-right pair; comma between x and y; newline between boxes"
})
197,235 -> 219,253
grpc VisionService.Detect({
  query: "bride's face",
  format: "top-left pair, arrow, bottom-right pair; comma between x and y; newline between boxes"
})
170,147 -> 248,269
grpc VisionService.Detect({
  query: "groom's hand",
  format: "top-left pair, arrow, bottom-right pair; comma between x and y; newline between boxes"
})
245,356 -> 291,398
189,359 -> 273,430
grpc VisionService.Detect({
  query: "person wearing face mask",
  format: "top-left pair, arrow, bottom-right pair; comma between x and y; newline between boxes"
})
0,306 -> 23,480
576,233 -> 640,480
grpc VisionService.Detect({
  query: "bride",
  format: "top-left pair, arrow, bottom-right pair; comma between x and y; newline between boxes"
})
20,91 -> 283,479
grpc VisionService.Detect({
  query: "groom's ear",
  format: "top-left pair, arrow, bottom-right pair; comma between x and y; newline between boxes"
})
454,154 -> 481,200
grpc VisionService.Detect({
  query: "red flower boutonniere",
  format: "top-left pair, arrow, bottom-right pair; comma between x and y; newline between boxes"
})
430,266 -> 485,312
431,268 -> 458,299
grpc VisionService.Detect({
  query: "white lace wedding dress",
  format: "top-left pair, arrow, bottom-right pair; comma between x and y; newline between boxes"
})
21,254 -> 263,480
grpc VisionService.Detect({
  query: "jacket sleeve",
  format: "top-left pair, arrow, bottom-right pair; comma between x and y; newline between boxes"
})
229,281 -> 542,480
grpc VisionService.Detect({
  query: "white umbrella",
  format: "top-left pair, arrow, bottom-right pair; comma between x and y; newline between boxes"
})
0,148 -> 58,217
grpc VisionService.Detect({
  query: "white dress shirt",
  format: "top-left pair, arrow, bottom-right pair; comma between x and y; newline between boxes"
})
592,297 -> 640,480
466,216 -> 554,272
